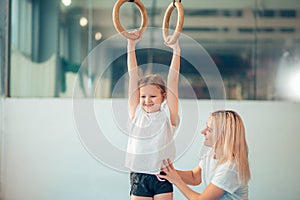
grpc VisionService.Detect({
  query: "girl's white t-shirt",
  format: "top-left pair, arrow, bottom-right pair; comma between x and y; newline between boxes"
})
125,101 -> 176,174
199,153 -> 248,200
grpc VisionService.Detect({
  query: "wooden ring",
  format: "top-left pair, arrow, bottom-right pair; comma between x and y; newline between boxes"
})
162,1 -> 184,44
112,0 -> 148,39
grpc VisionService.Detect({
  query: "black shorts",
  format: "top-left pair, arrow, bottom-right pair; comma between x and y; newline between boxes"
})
130,172 -> 173,197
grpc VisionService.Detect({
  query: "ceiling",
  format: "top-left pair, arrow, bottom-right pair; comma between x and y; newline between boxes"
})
62,0 -> 300,53
70,0 -> 300,10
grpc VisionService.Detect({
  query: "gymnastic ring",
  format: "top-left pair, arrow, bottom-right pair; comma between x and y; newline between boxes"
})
112,0 -> 148,40
162,1 -> 184,45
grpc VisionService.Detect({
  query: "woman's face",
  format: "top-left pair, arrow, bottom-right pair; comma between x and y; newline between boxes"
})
201,117 -> 214,147
139,84 -> 165,113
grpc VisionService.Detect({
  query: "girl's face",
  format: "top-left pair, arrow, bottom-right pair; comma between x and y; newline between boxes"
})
201,117 -> 214,147
139,84 -> 165,113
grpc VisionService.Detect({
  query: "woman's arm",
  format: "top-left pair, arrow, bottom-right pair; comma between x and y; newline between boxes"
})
175,180 -> 225,200
127,30 -> 141,120
165,37 -> 180,126
176,166 -> 201,186
161,160 -> 225,200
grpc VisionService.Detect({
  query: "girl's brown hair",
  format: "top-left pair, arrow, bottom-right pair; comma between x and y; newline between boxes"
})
138,74 -> 166,94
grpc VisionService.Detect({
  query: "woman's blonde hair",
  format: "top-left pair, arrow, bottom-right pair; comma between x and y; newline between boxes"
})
211,110 -> 250,184
138,74 -> 166,94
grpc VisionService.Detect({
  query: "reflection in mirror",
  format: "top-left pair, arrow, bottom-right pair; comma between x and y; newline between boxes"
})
8,0 -> 300,101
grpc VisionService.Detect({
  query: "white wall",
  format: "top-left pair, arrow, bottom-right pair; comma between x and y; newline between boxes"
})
1,99 -> 300,200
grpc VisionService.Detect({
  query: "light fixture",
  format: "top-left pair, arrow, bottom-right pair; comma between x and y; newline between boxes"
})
61,0 -> 71,7
79,17 -> 88,27
95,32 -> 102,40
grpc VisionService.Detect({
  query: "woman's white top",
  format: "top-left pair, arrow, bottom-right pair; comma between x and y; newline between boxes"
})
125,101 -> 177,174
199,153 -> 248,200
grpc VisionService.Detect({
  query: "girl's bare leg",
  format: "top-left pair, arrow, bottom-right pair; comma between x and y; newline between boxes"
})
154,192 -> 173,200
131,195 -> 153,200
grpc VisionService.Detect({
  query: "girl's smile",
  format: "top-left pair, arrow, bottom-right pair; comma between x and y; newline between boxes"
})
139,84 -> 165,113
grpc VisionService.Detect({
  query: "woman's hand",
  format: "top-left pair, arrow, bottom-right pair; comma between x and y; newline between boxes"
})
159,159 -> 182,185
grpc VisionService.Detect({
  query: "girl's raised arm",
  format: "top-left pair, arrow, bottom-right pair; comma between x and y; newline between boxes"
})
165,37 -> 180,126
127,30 -> 141,120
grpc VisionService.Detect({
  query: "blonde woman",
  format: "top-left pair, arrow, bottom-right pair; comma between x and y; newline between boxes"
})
160,110 -> 250,200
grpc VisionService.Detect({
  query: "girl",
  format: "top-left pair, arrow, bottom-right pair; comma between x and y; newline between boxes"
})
125,30 -> 181,200
160,110 -> 251,200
